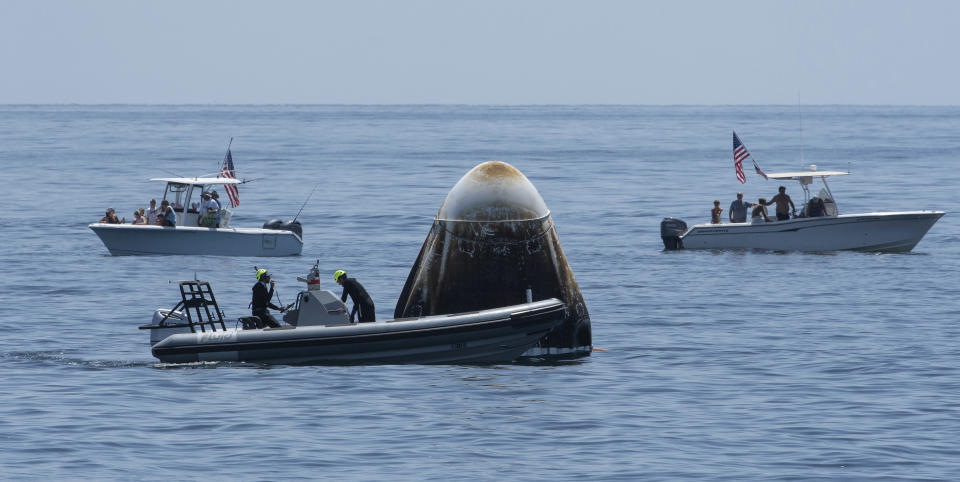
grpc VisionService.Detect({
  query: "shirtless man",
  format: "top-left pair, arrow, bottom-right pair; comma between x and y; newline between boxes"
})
764,186 -> 796,221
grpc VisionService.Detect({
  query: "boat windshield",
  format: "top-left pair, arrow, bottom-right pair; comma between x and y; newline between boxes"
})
163,183 -> 190,212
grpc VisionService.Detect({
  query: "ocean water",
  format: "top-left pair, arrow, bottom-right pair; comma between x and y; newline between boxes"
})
1,105 -> 958,480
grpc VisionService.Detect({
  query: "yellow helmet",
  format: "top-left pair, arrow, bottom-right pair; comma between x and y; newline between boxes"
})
334,270 -> 346,282
256,269 -> 269,281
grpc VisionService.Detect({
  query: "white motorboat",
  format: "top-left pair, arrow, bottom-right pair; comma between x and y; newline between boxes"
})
140,264 -> 566,364
661,166 -> 944,253
89,177 -> 303,256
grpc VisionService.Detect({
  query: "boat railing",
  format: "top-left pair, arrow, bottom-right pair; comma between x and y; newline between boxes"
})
139,281 -> 227,333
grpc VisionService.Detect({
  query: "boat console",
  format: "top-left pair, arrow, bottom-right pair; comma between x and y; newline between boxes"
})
283,260 -> 350,326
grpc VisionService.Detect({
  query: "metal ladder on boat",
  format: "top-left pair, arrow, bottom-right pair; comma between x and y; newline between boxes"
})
139,281 -> 227,333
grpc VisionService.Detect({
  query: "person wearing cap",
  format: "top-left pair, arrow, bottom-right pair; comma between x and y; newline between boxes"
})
210,191 -> 222,227
806,196 -> 827,217
99,208 -> 124,224
198,192 -> 218,227
251,269 -> 285,328
334,270 -> 375,323
728,192 -> 755,223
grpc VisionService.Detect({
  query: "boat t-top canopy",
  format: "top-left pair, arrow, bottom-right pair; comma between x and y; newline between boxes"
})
150,177 -> 240,185
764,169 -> 849,184
762,165 -> 849,212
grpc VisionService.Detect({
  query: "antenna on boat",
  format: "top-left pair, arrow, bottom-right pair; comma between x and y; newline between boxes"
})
293,182 -> 321,223
797,91 -> 804,169
158,168 -> 185,178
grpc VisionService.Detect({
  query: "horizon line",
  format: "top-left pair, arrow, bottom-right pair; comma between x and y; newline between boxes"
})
1,102 -> 958,108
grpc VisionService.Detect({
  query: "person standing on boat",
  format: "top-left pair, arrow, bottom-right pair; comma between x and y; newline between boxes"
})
210,191 -> 222,227
764,186 -> 796,221
252,269 -> 285,328
335,270 -> 375,323
198,192 -> 218,227
145,199 -> 160,225
710,200 -> 723,224
728,192 -> 755,223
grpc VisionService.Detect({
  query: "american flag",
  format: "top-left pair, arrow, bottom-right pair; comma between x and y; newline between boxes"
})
732,131 -> 750,184
753,158 -> 768,179
219,148 -> 240,208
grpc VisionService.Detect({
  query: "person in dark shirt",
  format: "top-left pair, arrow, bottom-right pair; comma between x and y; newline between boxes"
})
807,196 -> 827,217
251,269 -> 285,328
335,270 -> 375,323
99,207 -> 124,224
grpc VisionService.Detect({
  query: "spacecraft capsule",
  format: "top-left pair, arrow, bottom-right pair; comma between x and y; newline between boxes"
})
394,161 -> 592,357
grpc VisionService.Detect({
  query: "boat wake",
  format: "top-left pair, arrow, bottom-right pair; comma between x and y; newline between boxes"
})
2,350 -> 154,369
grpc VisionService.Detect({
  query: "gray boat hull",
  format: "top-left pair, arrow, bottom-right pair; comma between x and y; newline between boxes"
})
150,299 -> 566,364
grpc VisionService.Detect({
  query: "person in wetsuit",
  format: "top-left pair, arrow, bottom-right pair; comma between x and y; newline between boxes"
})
251,269 -> 285,328
335,270 -> 375,323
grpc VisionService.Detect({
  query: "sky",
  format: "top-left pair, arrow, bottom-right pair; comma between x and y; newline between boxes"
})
1,0 -> 958,104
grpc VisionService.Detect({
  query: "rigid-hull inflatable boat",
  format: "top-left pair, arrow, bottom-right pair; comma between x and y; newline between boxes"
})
141,276 -> 565,365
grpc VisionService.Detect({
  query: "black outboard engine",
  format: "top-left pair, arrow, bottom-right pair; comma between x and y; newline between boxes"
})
262,219 -> 303,238
660,218 -> 687,250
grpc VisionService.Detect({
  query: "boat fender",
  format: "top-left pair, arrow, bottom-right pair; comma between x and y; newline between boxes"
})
660,218 -> 687,250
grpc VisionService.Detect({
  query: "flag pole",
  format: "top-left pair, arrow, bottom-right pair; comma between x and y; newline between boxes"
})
221,137 -> 234,170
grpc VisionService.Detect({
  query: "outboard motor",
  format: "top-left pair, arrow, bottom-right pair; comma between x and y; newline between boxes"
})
263,219 -> 303,238
660,218 -> 687,250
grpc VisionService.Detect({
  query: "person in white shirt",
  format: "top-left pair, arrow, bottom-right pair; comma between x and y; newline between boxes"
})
202,192 -> 219,213
198,192 -> 219,227
145,199 -> 160,225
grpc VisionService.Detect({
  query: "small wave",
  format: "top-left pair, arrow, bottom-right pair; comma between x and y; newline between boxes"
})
42,287 -> 92,296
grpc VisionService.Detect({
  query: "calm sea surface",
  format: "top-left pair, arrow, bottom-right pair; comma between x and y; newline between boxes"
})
1,105 -> 958,480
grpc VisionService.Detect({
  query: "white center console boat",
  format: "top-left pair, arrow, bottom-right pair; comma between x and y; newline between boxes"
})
90,177 -> 302,256
661,166 -> 944,253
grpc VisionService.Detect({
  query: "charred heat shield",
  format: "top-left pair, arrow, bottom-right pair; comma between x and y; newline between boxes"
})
394,161 -> 591,357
